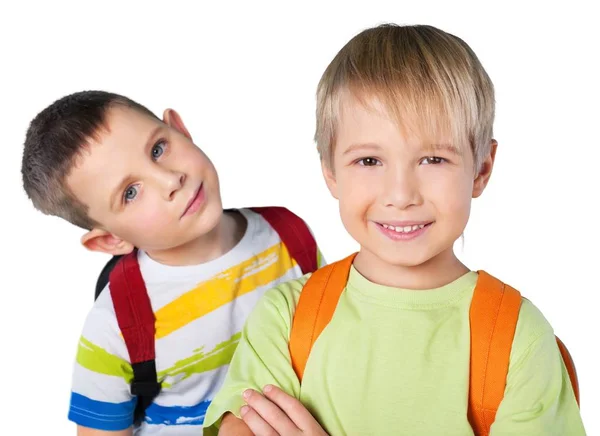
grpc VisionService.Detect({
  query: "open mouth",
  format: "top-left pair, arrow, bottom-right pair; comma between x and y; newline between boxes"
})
181,183 -> 204,218
374,221 -> 433,239
379,222 -> 432,234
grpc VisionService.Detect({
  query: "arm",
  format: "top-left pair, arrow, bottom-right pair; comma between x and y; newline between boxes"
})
77,426 -> 132,436
239,385 -> 328,436
204,279 -> 307,433
218,413 -> 253,436
491,301 -> 586,435
68,294 -> 136,432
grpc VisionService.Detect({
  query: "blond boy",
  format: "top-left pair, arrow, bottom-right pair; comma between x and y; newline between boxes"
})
204,24 -> 585,435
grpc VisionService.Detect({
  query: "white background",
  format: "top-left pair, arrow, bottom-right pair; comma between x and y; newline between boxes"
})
1,0 -> 598,434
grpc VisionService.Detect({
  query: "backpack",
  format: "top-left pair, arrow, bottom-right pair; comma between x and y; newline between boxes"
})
94,207 -> 319,425
288,253 -> 580,436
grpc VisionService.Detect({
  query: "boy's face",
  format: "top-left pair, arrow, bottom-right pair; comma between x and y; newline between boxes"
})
323,96 -> 495,269
67,106 -> 222,256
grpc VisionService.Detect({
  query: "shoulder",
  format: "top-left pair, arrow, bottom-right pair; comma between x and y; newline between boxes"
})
80,284 -> 124,348
516,297 -> 554,339
238,206 -> 313,236
75,285 -> 132,374
477,273 -> 556,366
479,274 -> 555,354
511,293 -> 556,365
246,274 -> 311,333
87,285 -> 118,324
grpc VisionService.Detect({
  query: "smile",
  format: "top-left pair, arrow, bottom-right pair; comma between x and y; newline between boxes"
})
380,223 -> 428,233
374,221 -> 433,240
181,183 -> 205,218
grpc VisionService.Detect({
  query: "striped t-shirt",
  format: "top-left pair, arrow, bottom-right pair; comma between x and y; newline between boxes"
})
68,208 -> 323,434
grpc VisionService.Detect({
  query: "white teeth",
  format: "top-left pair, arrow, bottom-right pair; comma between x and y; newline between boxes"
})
381,223 -> 427,233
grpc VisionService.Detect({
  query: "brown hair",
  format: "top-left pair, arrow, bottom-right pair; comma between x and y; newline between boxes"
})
22,90 -> 158,229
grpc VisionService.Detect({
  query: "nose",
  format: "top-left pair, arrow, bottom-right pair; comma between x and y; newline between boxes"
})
381,165 -> 422,209
153,168 -> 186,200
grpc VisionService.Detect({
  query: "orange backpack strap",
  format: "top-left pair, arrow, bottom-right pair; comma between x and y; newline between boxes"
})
556,336 -> 580,405
469,271 -> 522,436
289,253 -> 357,381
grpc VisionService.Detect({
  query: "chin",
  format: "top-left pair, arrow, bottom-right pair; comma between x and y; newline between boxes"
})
358,239 -> 441,267
193,202 -> 223,233
376,251 -> 434,268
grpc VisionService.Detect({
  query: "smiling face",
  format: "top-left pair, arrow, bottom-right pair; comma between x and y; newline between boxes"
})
66,106 -> 223,256
323,95 -> 495,280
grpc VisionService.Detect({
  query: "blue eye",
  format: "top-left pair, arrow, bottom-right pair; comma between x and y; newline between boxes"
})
151,141 -> 166,160
358,157 -> 381,166
124,185 -> 139,203
421,156 -> 445,165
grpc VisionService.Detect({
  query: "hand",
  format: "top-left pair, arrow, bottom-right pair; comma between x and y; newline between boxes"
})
240,385 -> 328,436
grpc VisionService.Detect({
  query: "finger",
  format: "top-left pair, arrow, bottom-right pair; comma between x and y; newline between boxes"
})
243,389 -> 299,435
240,405 -> 278,436
261,385 -> 317,431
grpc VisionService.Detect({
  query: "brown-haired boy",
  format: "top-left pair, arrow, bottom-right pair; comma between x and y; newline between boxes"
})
22,91 -> 324,435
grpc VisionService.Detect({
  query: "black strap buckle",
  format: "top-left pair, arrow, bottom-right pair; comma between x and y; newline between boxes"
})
131,380 -> 161,397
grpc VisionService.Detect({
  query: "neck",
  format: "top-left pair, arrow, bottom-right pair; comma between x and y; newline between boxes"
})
144,210 -> 246,266
353,246 -> 469,290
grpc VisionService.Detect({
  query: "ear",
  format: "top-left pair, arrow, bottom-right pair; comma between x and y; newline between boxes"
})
472,139 -> 498,198
81,228 -> 135,255
163,108 -> 192,140
321,159 -> 339,199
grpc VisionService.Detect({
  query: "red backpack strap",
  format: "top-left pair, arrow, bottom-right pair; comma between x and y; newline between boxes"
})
289,253 -> 356,381
556,336 -> 580,406
468,271 -> 522,436
251,207 -> 318,274
109,250 -> 161,424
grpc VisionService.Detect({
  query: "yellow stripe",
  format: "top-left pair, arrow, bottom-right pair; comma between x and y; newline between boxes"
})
154,242 -> 295,339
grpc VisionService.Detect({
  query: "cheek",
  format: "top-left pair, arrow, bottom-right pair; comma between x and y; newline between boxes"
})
429,172 -> 473,219
118,201 -> 174,241
337,170 -> 378,218
136,209 -> 170,230
184,146 -> 213,173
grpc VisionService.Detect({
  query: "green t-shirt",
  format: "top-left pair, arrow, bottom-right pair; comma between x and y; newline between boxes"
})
205,268 -> 585,435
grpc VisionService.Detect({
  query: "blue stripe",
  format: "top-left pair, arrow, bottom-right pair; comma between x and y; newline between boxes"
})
144,400 -> 211,426
68,392 -> 136,431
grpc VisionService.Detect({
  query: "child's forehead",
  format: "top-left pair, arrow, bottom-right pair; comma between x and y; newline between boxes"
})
336,92 -> 465,152
71,109 -> 162,174
102,106 -> 159,136
78,107 -> 163,156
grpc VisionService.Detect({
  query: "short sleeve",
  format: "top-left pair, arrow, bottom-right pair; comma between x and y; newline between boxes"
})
491,299 -> 585,435
203,277 -> 307,430
68,289 -> 136,431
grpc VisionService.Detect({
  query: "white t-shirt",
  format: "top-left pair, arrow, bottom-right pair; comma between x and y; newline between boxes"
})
68,208 -> 324,434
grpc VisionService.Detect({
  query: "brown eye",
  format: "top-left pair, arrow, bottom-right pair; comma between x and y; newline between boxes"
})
359,157 -> 380,166
421,156 -> 445,165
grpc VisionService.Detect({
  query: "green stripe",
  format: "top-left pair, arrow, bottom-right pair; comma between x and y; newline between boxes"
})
158,333 -> 241,388
76,336 -> 133,383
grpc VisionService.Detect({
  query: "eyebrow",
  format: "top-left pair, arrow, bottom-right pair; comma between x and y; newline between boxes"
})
108,124 -> 163,211
343,142 -> 463,156
342,143 -> 383,155
423,143 -> 463,156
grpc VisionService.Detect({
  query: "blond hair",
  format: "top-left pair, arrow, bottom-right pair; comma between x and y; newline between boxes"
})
315,24 -> 495,170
